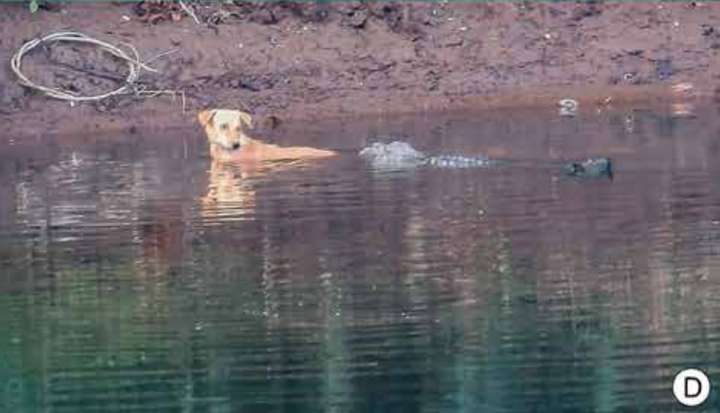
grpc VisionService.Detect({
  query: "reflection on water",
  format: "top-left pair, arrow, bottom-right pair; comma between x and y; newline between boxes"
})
2,105 -> 720,412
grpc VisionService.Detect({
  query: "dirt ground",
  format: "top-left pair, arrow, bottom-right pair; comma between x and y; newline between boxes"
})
1,1 -> 718,138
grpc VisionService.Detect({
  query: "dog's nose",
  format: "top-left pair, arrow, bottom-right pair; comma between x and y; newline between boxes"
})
232,143 -> 241,150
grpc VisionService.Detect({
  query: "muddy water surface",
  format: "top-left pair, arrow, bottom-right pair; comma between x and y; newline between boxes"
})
2,106 -> 720,412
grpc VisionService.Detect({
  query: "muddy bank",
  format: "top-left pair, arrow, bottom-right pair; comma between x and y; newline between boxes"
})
0,1 -> 718,137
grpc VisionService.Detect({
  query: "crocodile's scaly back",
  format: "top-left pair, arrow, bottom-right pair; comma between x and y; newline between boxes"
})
359,141 -> 491,170
424,155 -> 492,168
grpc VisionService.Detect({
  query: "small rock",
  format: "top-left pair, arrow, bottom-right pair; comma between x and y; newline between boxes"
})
239,76 -> 274,92
264,115 -> 283,129
442,34 -> 463,47
571,4 -> 601,21
250,9 -> 279,25
426,70 -> 440,91
558,98 -> 578,117
343,9 -> 368,29
656,59 -> 675,80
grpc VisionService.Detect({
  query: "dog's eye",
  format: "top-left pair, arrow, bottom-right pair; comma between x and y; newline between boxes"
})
220,124 -> 229,131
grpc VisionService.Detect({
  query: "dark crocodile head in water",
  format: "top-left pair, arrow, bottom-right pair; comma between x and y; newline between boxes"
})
562,158 -> 613,179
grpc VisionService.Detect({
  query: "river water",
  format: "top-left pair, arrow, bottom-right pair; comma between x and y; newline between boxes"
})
1,104 -> 720,412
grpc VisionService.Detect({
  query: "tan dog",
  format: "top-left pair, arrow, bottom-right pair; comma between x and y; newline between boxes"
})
197,109 -> 337,162
198,109 -> 336,221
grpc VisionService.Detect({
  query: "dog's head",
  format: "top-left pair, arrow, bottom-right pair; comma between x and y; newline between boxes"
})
198,109 -> 254,151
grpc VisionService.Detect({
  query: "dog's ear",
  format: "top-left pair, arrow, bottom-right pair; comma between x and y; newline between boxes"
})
238,111 -> 254,129
198,110 -> 217,127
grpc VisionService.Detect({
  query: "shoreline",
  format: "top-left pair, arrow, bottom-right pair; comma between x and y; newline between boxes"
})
0,83 -> 704,140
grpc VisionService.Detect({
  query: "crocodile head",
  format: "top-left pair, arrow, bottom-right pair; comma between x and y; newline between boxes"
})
359,141 -> 426,169
562,158 -> 613,179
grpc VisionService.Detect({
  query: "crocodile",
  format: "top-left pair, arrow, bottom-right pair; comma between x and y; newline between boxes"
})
359,141 -> 612,179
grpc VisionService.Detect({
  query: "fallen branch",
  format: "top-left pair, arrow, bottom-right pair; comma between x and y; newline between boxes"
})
178,0 -> 201,25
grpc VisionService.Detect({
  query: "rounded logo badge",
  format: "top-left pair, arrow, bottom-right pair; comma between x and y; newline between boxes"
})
673,369 -> 710,407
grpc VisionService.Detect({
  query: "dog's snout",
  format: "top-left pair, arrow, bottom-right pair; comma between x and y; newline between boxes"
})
232,143 -> 241,150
